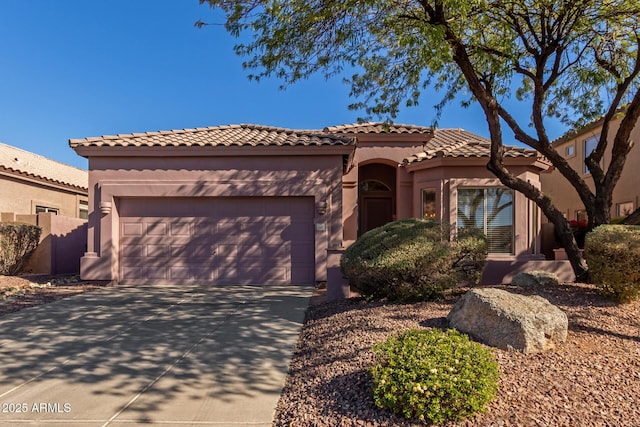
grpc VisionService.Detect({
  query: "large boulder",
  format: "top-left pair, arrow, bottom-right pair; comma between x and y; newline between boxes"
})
447,288 -> 568,354
511,270 -> 560,287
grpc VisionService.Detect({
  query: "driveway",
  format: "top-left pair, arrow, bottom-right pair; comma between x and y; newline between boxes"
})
0,283 -> 314,426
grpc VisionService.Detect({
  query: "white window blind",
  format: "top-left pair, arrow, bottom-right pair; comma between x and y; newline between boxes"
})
457,188 -> 513,254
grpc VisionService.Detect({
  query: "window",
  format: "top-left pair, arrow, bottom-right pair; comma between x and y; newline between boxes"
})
457,188 -> 514,254
79,200 -> 89,219
422,189 -> 436,219
35,205 -> 59,215
359,180 -> 391,192
583,135 -> 599,174
565,144 -> 575,157
616,201 -> 634,218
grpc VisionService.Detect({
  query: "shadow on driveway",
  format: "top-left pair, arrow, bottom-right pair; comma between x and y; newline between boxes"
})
0,283 -> 313,426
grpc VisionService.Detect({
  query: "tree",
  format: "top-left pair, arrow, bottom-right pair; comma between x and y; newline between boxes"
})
198,0 -> 640,281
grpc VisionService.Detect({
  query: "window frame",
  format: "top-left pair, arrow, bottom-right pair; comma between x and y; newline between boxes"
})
79,200 -> 89,219
616,201 -> 634,218
35,205 -> 59,215
565,144 -> 575,158
583,134 -> 599,175
421,188 -> 437,219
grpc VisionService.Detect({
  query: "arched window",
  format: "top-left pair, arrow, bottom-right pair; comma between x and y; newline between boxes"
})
359,180 -> 392,192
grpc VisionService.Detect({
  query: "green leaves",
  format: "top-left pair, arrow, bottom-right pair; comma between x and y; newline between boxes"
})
584,224 -> 640,302
339,218 -> 487,301
371,328 -> 500,424
200,0 -> 640,127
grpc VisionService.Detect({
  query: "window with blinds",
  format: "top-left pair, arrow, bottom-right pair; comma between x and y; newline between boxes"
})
457,188 -> 514,254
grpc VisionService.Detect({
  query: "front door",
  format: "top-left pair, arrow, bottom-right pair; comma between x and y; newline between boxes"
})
358,163 -> 397,236
361,196 -> 393,233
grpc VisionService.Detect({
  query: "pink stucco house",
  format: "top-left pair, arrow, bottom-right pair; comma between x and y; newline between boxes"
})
70,123 -> 553,296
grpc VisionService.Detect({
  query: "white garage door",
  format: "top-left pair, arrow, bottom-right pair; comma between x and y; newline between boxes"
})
119,197 -> 315,285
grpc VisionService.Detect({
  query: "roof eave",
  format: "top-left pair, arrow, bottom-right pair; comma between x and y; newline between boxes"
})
71,144 -> 356,158
0,168 -> 88,193
403,155 -> 545,172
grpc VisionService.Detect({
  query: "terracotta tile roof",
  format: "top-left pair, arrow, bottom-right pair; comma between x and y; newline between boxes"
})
402,129 -> 539,165
323,122 -> 433,134
69,124 -> 354,148
0,142 -> 88,191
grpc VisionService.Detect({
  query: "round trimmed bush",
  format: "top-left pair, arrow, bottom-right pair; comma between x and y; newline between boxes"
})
584,224 -> 640,302
340,219 -> 487,301
371,328 -> 500,424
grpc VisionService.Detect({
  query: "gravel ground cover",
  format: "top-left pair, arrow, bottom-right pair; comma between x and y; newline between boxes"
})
0,274 -> 110,316
274,283 -> 640,426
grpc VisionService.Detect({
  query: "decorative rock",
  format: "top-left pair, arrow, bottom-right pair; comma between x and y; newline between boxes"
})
447,288 -> 568,354
512,270 -> 560,287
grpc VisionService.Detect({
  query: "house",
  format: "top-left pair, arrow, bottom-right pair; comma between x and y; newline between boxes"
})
69,123 -> 552,294
539,113 -> 640,222
0,142 -> 89,274
0,142 -> 88,218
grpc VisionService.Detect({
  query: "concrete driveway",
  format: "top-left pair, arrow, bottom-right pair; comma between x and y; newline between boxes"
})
0,283 -> 314,426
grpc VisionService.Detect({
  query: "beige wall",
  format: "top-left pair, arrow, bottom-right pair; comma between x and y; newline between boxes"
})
540,116 -> 640,220
0,172 -> 88,218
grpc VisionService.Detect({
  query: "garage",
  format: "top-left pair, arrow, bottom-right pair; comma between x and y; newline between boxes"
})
119,196 -> 315,285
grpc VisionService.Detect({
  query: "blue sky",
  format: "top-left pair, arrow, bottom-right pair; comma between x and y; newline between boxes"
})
0,1 -> 565,170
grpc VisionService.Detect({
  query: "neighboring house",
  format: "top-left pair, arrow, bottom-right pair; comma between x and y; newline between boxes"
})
540,114 -> 640,222
0,142 -> 89,274
0,142 -> 89,218
70,123 -> 552,292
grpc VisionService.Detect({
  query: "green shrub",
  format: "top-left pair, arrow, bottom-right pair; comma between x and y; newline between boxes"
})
0,223 -> 42,275
340,219 -> 487,301
371,328 -> 500,424
584,224 -> 640,303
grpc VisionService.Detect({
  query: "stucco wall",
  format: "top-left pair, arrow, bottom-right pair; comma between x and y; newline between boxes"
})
409,160 -> 544,259
81,153 -> 346,282
342,136 -> 426,243
539,116 -> 640,220
0,172 -> 88,218
2,212 -> 87,275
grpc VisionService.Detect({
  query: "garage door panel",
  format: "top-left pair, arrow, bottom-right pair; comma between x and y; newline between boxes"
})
215,244 -> 238,257
146,266 -> 168,280
146,244 -> 169,258
169,267 -> 191,280
170,222 -> 191,236
238,244 -> 263,258
242,221 -> 264,235
216,221 -> 241,234
122,266 -> 144,279
122,223 -> 143,236
146,222 -> 167,236
193,222 -> 215,236
262,267 -> 288,282
122,244 -> 144,258
190,267 -> 214,281
119,197 -> 314,285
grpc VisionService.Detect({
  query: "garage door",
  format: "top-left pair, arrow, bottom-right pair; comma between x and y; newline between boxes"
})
119,197 -> 315,285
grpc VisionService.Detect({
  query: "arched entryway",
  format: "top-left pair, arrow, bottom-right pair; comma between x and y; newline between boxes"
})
358,163 -> 396,235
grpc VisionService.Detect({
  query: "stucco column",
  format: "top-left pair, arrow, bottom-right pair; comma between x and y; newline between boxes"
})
326,247 -> 349,299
